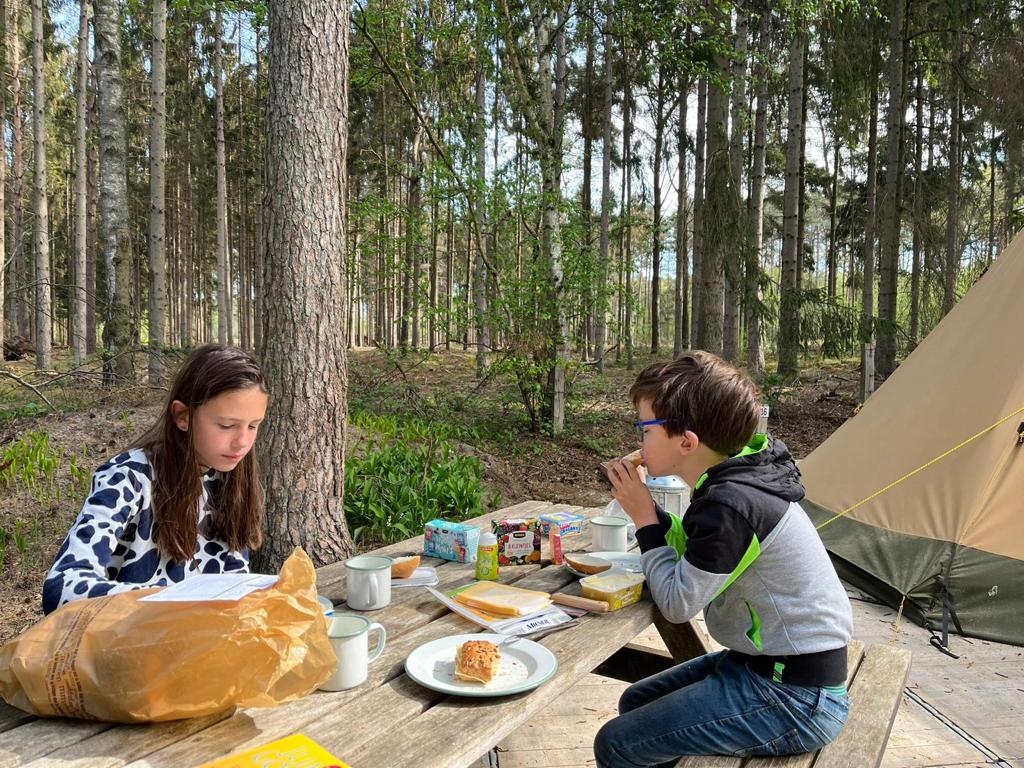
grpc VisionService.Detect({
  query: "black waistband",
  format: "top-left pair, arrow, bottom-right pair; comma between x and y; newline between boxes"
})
732,646 -> 848,688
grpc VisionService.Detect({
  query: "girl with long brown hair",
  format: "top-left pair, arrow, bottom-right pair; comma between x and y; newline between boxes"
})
43,345 -> 269,614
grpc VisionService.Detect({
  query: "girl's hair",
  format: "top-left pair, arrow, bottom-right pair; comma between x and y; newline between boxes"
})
136,344 -> 268,562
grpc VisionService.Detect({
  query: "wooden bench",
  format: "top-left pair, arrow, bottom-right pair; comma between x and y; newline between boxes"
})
595,620 -> 912,768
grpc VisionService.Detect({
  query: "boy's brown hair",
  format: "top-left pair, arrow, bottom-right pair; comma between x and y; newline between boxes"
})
629,351 -> 761,455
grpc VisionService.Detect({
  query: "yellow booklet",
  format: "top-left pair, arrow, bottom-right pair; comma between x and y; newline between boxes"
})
197,734 -> 350,768
452,580 -> 552,617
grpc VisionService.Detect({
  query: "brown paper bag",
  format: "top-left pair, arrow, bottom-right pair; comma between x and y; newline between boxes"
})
0,547 -> 336,722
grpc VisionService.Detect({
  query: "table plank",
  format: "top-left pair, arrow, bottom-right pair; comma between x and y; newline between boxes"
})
0,704 -> 32,737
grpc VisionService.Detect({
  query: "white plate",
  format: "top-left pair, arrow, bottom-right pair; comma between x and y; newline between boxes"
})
564,551 -> 643,578
404,633 -> 558,697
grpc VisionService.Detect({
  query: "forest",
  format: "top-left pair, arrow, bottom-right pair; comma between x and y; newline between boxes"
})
1,0 -> 1021,430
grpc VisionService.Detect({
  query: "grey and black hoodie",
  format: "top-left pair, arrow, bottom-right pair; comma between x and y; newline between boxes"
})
637,434 -> 853,665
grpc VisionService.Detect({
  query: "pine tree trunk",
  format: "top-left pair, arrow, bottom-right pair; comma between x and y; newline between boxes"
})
581,6 -> 594,360
673,71 -> 689,358
0,0 -> 6,354
594,0 -> 613,372
473,51 -> 488,375
215,11 -> 230,345
723,7 -> 746,362
148,0 -> 167,384
698,7 -> 728,356
10,0 -> 26,339
689,77 -> 707,345
777,28 -> 805,377
909,64 -> 923,351
95,0 -> 133,382
826,141 -> 840,298
622,35 -> 633,370
861,55 -> 879,401
746,14 -> 768,375
255,0 -> 352,571
30,0 -> 48,369
650,60 -> 665,355
876,0 -> 905,376
86,71 -> 98,354
942,28 -> 962,317
71,0 -> 88,362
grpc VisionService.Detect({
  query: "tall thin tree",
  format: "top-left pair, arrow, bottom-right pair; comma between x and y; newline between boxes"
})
30,0 -> 48,369
148,0 -> 167,383
71,0 -> 89,362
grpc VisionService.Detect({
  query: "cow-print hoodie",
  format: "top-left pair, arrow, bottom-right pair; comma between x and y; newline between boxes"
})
42,448 -> 249,614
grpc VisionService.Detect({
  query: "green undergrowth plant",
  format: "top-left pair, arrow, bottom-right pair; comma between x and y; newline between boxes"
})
344,413 -> 487,546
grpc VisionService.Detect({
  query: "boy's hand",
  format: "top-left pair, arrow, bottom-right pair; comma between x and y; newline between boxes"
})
606,459 -> 658,528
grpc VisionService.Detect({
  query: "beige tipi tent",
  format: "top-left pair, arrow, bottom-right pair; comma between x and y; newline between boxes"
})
801,230 -> 1024,647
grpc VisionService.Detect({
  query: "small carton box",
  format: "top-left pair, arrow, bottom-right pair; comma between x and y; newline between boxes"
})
423,520 -> 480,563
539,510 -> 586,538
492,518 -> 541,566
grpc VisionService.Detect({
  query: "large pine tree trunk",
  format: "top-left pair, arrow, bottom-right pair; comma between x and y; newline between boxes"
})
95,0 -> 133,382
71,0 -> 89,362
777,28 -> 805,377
876,0 -> 905,376
698,6 -> 729,356
86,71 -> 98,354
215,10 -> 230,345
148,0 -> 167,384
30,0 -> 48,369
255,0 -> 352,571
594,0 -> 613,372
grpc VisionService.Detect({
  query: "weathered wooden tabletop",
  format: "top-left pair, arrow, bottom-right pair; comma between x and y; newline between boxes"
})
0,500 -> 703,768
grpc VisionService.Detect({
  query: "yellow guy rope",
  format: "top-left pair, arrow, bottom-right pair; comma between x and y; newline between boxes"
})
814,405 -> 1024,532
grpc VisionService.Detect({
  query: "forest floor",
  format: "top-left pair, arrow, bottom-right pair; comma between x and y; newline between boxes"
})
0,347 -> 863,644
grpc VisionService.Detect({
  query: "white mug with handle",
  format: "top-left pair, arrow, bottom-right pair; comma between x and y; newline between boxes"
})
320,613 -> 387,691
591,515 -> 629,552
344,554 -> 393,610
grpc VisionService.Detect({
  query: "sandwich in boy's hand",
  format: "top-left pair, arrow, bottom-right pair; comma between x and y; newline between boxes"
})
596,449 -> 645,487
454,640 -> 501,684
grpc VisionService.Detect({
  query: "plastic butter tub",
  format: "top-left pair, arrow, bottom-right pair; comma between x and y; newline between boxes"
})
579,570 -> 645,611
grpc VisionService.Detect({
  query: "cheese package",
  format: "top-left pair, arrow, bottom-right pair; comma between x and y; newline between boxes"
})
579,571 -> 645,611
423,520 -> 480,563
452,580 -> 552,617
539,510 -> 586,538
492,518 -> 541,565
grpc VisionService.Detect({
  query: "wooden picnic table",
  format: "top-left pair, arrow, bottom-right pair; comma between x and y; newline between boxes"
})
0,500 -> 705,768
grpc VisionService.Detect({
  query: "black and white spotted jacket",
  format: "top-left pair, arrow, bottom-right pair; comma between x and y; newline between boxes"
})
42,448 -> 250,614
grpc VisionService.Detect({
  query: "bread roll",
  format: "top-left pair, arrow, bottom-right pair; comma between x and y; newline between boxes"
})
564,553 -> 613,575
454,640 -> 501,684
390,554 -> 420,579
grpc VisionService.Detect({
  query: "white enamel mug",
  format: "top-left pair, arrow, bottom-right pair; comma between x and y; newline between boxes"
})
344,554 -> 393,610
591,516 -> 629,552
319,613 -> 387,691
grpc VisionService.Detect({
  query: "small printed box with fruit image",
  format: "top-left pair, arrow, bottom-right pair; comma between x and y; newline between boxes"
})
538,510 -> 586,538
492,518 -> 541,565
423,520 -> 480,563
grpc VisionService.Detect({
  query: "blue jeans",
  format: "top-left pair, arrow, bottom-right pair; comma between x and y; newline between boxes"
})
594,651 -> 850,768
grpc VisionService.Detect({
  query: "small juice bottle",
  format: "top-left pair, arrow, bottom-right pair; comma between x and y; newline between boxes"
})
475,531 -> 499,580
550,526 -> 564,565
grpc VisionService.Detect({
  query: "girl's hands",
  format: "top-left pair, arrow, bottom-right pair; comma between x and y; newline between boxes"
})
606,459 -> 658,528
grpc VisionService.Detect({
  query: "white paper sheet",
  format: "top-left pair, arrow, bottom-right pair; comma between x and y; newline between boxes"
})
139,573 -> 279,602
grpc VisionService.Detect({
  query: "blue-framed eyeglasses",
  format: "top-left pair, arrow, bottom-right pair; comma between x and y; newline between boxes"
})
633,418 -> 667,441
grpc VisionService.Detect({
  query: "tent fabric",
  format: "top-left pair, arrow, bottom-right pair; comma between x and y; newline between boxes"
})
801,229 -> 1024,645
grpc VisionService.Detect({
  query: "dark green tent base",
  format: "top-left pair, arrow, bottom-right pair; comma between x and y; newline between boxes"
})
804,500 -> 1024,647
